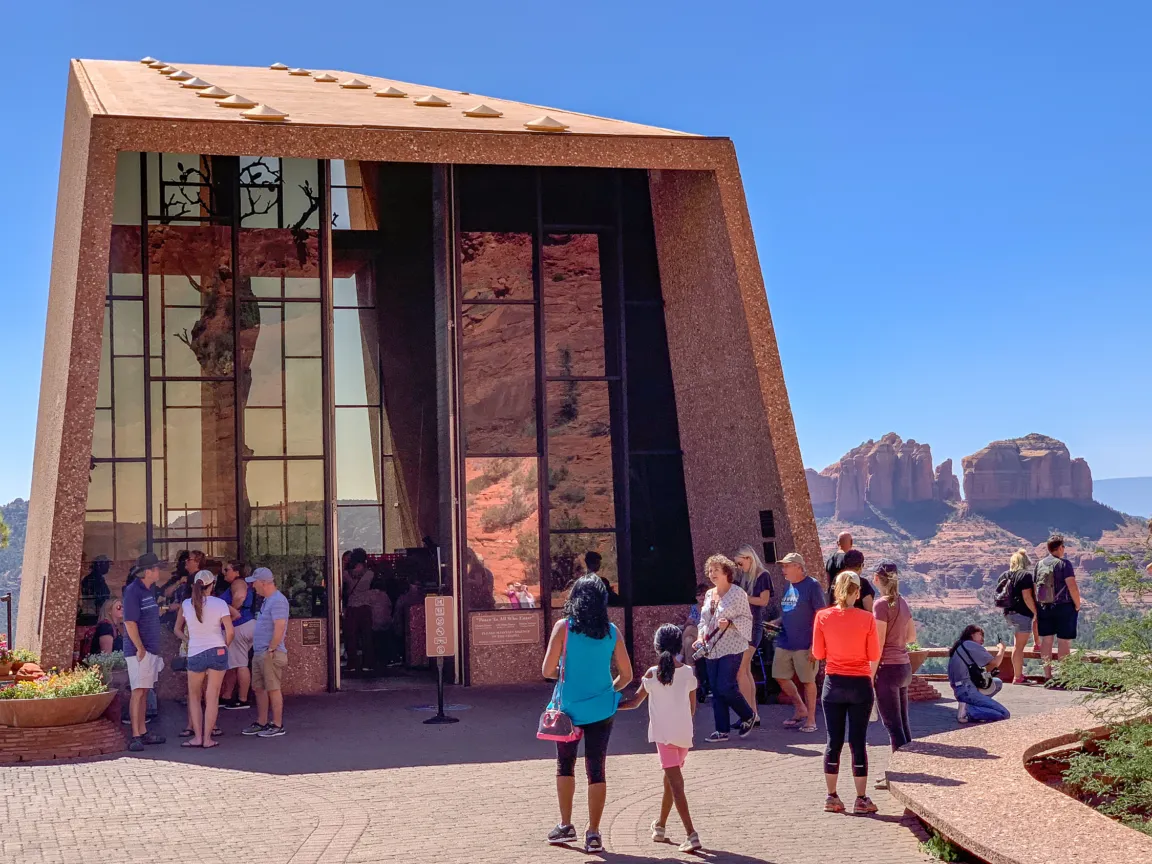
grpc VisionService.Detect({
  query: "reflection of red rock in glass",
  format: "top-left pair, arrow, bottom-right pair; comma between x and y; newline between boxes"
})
464,458 -> 540,609
461,232 -> 533,302
543,234 -> 605,378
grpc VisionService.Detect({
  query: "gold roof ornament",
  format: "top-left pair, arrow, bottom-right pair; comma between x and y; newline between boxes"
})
313,72 -> 338,83
140,57 -> 158,64
463,104 -> 502,118
197,86 -> 232,98
375,86 -> 408,98
414,94 -> 450,107
167,70 -> 194,82
157,66 -> 177,75
340,79 -> 371,89
269,62 -> 289,70
524,115 -> 570,133
147,60 -> 168,68
180,78 -> 212,89
240,104 -> 289,122
217,94 -> 258,109
288,68 -> 310,76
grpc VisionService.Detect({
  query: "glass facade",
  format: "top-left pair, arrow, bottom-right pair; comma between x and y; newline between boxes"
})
82,156 -> 695,664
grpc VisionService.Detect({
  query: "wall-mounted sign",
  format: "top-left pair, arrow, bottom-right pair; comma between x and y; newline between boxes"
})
301,619 -> 322,646
425,595 -> 457,657
470,611 -> 542,647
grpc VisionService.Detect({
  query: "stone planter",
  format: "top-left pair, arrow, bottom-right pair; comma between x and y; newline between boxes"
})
0,691 -> 116,728
908,650 -> 928,675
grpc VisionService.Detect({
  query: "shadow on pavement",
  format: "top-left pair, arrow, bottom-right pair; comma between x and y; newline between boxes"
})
885,771 -> 966,787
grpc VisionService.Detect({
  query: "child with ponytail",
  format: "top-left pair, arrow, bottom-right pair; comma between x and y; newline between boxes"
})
619,623 -> 702,852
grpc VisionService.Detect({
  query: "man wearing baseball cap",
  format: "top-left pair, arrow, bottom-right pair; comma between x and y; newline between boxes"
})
770,552 -> 827,733
123,551 -> 167,751
242,568 -> 289,738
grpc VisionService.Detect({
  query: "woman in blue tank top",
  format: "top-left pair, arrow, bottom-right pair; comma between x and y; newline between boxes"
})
218,561 -> 257,710
541,574 -> 633,853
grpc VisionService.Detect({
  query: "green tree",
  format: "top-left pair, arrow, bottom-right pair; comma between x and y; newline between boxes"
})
1057,550 -> 1152,836
0,512 -> 8,550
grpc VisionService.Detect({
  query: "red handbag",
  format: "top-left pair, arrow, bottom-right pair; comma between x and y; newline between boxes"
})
537,621 -> 583,743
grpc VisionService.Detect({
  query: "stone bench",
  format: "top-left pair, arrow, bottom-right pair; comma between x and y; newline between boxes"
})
887,705 -> 1152,864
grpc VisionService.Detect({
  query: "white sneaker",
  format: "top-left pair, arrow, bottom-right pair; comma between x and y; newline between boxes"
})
679,832 -> 702,852
651,821 -> 665,842
957,703 -> 969,723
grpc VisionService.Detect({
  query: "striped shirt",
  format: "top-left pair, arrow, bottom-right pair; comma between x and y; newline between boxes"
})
699,585 -> 753,659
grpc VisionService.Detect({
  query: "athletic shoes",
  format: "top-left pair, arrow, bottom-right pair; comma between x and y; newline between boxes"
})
257,724 -> 286,738
651,822 -> 665,842
584,832 -> 603,853
737,718 -> 755,738
241,722 -> 269,736
704,731 -> 729,743
824,794 -> 845,813
679,832 -> 702,852
546,824 -> 577,845
853,796 -> 879,815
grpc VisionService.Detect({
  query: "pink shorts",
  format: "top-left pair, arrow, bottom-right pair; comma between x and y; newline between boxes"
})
656,743 -> 690,769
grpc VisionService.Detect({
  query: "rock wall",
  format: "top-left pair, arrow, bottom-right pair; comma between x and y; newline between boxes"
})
810,433 -> 955,520
962,433 -> 1093,510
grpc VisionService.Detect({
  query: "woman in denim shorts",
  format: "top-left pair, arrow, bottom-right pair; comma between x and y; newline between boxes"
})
178,570 -> 235,748
999,549 -> 1038,684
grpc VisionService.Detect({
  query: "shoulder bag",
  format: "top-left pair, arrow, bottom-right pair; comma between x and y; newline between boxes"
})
537,621 -> 583,743
957,642 -> 997,694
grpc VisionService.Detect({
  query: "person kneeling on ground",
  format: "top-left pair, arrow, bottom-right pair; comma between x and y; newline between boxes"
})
948,625 -> 1010,723
242,568 -> 290,738
618,624 -> 702,853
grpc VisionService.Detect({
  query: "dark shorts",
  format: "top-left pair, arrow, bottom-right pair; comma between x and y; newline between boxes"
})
187,646 -> 229,673
1036,604 -> 1078,640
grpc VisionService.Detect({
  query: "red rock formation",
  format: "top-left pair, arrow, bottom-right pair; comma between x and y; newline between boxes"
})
813,433 -> 940,519
805,469 -> 836,516
962,434 -> 1092,510
934,459 -> 961,502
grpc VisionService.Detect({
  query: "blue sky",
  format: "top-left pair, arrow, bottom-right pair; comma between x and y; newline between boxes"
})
2,2 -> 1149,504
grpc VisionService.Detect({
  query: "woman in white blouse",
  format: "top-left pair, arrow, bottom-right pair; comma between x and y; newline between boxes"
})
693,554 -> 757,743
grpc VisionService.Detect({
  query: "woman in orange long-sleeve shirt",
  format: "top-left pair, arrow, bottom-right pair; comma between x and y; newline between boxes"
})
812,571 -> 881,815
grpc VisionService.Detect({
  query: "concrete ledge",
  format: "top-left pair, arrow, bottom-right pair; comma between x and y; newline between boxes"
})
887,705 -> 1152,864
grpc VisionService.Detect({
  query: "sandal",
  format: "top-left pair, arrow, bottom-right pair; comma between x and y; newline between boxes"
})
180,740 -> 201,748
179,728 -> 195,738
783,718 -> 804,728
202,740 -> 220,749
799,724 -> 818,733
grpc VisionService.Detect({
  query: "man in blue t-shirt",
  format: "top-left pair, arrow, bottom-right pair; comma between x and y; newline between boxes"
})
1034,534 -> 1082,680
769,552 -> 826,732
243,568 -> 290,738
122,551 -> 167,751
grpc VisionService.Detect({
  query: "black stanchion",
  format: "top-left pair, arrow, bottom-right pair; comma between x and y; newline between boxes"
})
423,656 -> 459,725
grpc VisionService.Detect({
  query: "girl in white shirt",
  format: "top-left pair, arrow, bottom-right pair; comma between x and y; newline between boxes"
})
619,624 -> 702,852
176,570 -> 234,749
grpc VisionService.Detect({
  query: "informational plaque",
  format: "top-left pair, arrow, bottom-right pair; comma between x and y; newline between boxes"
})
470,611 -> 543,647
424,595 -> 457,657
301,619 -> 322,646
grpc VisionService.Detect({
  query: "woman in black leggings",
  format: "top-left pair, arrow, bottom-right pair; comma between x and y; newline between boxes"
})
812,571 -> 881,815
541,575 -> 633,853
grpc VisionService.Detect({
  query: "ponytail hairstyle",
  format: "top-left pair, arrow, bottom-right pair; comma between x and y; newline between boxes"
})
191,569 -> 214,623
833,571 -> 860,609
653,623 -> 683,686
873,561 -> 900,605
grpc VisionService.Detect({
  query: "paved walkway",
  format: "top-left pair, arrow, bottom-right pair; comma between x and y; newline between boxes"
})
0,680 -> 1078,864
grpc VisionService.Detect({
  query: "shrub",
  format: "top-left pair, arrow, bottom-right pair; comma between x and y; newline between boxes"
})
0,666 -> 107,700
918,831 -> 961,862
480,491 -> 536,532
1056,550 -> 1152,836
466,458 -> 517,495
84,651 -> 127,685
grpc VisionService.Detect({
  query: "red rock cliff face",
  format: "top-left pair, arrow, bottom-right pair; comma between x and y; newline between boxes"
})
809,433 -> 955,520
962,433 -> 1093,510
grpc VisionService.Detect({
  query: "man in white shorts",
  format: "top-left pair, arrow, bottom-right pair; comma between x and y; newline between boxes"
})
122,552 -> 167,751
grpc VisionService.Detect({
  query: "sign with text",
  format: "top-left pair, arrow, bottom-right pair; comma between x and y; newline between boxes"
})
470,611 -> 543,647
424,595 -> 457,658
300,620 -> 322,646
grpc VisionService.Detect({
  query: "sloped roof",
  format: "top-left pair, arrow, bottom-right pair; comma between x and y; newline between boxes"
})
75,59 -> 699,138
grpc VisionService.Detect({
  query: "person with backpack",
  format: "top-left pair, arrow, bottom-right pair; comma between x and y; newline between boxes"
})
1033,534 -> 1082,680
993,549 -> 1039,684
947,625 -> 1009,723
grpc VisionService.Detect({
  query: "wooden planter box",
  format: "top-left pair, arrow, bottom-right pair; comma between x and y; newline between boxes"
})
0,691 -> 116,729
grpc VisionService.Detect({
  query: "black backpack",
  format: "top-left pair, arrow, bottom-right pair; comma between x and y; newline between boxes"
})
994,571 -> 1015,609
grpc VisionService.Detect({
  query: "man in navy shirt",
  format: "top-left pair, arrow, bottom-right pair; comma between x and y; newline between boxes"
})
770,553 -> 827,733
122,551 -> 167,751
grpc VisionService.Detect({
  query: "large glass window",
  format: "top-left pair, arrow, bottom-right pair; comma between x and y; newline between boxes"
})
83,152 -> 330,620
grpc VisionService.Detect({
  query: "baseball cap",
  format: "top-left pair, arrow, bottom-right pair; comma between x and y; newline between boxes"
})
193,569 -> 216,586
246,567 -> 275,584
780,552 -> 805,566
135,551 -> 168,570
841,570 -> 861,586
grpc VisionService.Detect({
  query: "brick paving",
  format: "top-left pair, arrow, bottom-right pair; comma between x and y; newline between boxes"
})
0,680 -> 1079,864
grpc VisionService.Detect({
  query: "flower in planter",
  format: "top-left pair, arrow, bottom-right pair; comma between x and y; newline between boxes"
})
0,666 -> 107,700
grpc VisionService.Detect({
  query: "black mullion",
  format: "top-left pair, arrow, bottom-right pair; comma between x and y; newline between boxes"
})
542,375 -> 621,383
320,159 -> 338,688
614,172 -> 634,653
90,457 -> 148,464
534,168 -> 551,624
231,157 -> 244,562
